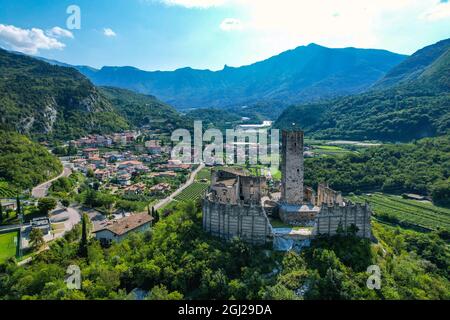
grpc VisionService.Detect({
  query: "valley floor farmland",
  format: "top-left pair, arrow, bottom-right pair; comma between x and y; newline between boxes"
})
350,193 -> 450,232
0,230 -> 18,263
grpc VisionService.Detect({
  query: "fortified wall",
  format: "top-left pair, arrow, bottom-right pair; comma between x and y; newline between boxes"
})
313,202 -> 372,238
202,195 -> 272,245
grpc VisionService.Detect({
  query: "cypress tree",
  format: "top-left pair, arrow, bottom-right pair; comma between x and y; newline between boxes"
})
16,195 -> 21,218
79,214 -> 88,258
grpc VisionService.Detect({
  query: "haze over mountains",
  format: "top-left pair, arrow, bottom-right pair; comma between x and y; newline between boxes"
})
71,44 -> 407,109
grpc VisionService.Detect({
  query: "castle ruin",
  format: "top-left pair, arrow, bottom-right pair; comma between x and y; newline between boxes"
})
202,129 -> 372,246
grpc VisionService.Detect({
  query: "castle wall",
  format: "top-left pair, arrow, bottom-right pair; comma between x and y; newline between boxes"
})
202,197 -> 272,245
314,202 -> 372,239
317,183 -> 344,206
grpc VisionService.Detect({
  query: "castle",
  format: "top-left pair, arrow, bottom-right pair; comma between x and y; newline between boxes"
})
202,130 -> 372,246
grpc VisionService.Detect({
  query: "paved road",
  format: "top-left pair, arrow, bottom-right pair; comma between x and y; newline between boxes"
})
153,163 -> 206,210
32,166 -> 72,198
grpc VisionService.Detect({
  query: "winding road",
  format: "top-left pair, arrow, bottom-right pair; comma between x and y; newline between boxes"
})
31,165 -> 72,199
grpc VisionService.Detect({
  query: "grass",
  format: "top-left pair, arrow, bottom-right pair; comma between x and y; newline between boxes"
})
0,230 -> 18,263
195,168 -> 212,182
174,182 -> 209,202
348,193 -> 450,232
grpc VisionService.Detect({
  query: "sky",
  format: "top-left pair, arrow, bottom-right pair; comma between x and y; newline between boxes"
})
0,0 -> 449,71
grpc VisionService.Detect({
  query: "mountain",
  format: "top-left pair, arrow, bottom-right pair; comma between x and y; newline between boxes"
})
0,49 -> 184,140
99,86 -> 185,131
73,44 -> 407,109
275,39 -> 450,142
0,48 -> 129,140
373,38 -> 450,90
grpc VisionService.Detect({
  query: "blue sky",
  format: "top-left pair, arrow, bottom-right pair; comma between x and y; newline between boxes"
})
0,0 -> 449,71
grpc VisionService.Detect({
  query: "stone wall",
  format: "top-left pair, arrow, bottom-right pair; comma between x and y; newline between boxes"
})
202,196 -> 272,245
281,130 -> 304,205
317,183 -> 344,206
313,202 -> 372,238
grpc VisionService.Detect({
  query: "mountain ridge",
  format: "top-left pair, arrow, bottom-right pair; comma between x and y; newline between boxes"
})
41,43 -> 407,109
275,38 -> 450,142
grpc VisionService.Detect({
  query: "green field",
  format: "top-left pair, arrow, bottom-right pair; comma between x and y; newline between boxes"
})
0,230 -> 18,263
175,183 -> 209,202
349,193 -> 450,231
195,168 -> 212,182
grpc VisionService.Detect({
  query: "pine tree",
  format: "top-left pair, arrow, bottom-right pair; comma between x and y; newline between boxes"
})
79,214 -> 88,258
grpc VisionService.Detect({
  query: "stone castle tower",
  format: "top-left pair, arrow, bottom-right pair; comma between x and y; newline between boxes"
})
281,130 -> 304,205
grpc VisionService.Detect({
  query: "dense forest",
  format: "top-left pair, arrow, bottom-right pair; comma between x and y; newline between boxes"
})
0,131 -> 62,192
0,48 -> 129,141
0,201 -> 448,300
304,135 -> 450,206
99,86 -> 185,132
275,38 -> 450,141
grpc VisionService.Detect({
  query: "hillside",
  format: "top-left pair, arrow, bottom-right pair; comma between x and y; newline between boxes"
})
304,135 -> 450,207
0,49 -> 189,140
75,44 -> 406,109
275,39 -> 450,141
0,131 -> 62,192
99,86 -> 185,132
0,48 -> 129,141
374,38 -> 450,89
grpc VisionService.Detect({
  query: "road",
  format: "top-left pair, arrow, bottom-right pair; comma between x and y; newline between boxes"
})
153,163 -> 206,210
32,166 -> 72,198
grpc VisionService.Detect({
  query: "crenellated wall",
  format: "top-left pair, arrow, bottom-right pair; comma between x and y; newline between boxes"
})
313,202 -> 372,238
202,196 -> 272,245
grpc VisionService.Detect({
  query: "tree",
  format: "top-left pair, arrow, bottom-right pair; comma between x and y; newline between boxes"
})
147,285 -> 183,300
29,228 -> 45,251
153,209 -> 160,224
79,214 -> 89,258
61,198 -> 70,208
16,195 -> 21,218
0,203 -> 3,224
38,197 -> 57,215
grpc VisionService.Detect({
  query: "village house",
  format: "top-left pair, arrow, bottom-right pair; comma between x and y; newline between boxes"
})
83,148 -> 100,159
94,169 -> 110,182
150,183 -> 171,194
149,171 -> 177,178
93,213 -> 153,245
117,172 -> 132,186
123,183 -> 146,195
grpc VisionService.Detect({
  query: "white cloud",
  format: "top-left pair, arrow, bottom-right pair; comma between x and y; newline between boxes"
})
158,0 -> 226,8
220,18 -> 243,31
103,28 -> 117,37
46,26 -> 74,39
421,1 -> 450,21
0,24 -> 65,54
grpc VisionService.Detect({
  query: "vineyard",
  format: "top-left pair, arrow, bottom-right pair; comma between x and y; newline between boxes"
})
175,183 -> 209,202
349,193 -> 450,231
0,182 -> 16,198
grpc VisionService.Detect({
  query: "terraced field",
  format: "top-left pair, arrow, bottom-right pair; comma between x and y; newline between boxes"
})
0,184 -> 15,198
350,193 -> 450,231
174,182 -> 209,202
0,230 -> 18,263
